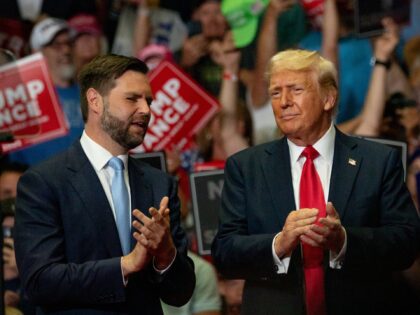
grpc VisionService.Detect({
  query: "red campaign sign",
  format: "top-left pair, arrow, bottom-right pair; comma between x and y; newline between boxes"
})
136,61 -> 220,152
0,53 -> 69,154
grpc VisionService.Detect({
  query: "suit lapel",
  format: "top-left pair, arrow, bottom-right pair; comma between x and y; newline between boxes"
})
128,158 -> 153,251
66,143 -> 122,256
262,138 -> 297,224
328,129 -> 362,219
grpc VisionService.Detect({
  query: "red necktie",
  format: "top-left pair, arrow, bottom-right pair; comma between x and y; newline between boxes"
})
299,146 -> 326,315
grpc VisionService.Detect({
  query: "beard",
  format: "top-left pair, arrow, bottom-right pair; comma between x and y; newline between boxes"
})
57,63 -> 76,82
100,100 -> 150,150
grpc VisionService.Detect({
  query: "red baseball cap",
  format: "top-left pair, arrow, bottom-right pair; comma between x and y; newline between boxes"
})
68,14 -> 101,37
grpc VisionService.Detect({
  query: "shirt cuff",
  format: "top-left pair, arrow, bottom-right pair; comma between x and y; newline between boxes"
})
153,249 -> 177,274
329,227 -> 347,269
272,232 -> 291,274
120,257 -> 128,286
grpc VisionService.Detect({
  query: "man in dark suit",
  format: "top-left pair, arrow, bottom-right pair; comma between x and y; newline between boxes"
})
14,54 -> 195,314
211,49 -> 419,315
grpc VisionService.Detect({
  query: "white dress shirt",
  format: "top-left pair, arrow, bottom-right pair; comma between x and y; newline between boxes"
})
80,131 -> 132,226
80,131 -> 175,277
272,124 -> 346,273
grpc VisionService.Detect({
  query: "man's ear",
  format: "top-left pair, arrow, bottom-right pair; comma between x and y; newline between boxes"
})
86,88 -> 102,115
323,89 -> 337,112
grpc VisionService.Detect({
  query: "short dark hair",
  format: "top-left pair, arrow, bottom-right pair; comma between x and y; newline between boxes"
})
0,162 -> 28,176
78,54 -> 149,122
192,0 -> 220,12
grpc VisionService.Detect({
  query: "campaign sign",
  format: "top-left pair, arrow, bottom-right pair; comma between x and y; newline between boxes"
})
131,151 -> 167,172
139,61 -> 220,152
190,170 -> 224,255
194,160 -> 225,172
0,53 -> 68,154
354,0 -> 410,37
363,137 -> 408,179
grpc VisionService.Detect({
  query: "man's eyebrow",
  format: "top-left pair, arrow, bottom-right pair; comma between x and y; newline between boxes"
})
123,92 -> 146,97
269,82 -> 302,90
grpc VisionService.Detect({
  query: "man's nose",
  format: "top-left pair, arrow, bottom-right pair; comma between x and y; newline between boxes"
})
136,98 -> 151,114
280,91 -> 292,107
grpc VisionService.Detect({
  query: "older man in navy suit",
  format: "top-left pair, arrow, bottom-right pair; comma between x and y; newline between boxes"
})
212,49 -> 419,315
14,54 -> 195,314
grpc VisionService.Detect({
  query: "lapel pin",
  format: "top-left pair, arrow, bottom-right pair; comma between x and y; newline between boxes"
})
348,158 -> 357,166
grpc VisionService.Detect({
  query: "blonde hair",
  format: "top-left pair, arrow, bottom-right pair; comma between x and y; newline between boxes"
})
267,49 -> 338,97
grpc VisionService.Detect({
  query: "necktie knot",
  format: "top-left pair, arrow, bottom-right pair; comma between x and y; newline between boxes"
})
302,145 -> 319,161
109,157 -> 124,171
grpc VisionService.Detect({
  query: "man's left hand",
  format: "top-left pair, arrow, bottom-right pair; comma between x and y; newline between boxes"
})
132,196 -> 176,269
300,202 -> 345,254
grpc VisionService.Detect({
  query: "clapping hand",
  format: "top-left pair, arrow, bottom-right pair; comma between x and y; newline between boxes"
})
301,202 -> 345,254
132,196 -> 176,269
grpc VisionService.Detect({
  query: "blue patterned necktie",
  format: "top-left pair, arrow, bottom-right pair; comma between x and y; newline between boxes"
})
108,157 -> 130,255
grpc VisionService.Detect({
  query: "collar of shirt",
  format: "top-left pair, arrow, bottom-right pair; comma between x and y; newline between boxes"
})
287,123 -> 336,166
80,131 -> 129,171
287,124 -> 336,208
79,130 -> 132,222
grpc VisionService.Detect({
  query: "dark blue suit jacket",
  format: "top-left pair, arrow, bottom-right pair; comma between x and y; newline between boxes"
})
15,141 -> 195,315
212,128 -> 419,315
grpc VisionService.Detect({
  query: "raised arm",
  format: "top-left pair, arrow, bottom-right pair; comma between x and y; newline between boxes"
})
218,33 -> 249,156
353,18 -> 399,136
250,0 -> 296,108
338,18 -> 399,136
321,0 -> 339,67
132,0 -> 151,56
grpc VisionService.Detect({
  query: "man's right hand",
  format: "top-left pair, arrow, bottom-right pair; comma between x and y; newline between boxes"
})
274,208 -> 318,258
121,242 -> 150,277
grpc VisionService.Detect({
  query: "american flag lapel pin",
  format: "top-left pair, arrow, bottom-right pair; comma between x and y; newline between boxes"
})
348,158 -> 357,166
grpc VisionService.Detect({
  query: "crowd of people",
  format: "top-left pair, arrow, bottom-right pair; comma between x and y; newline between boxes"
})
0,0 -> 419,314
